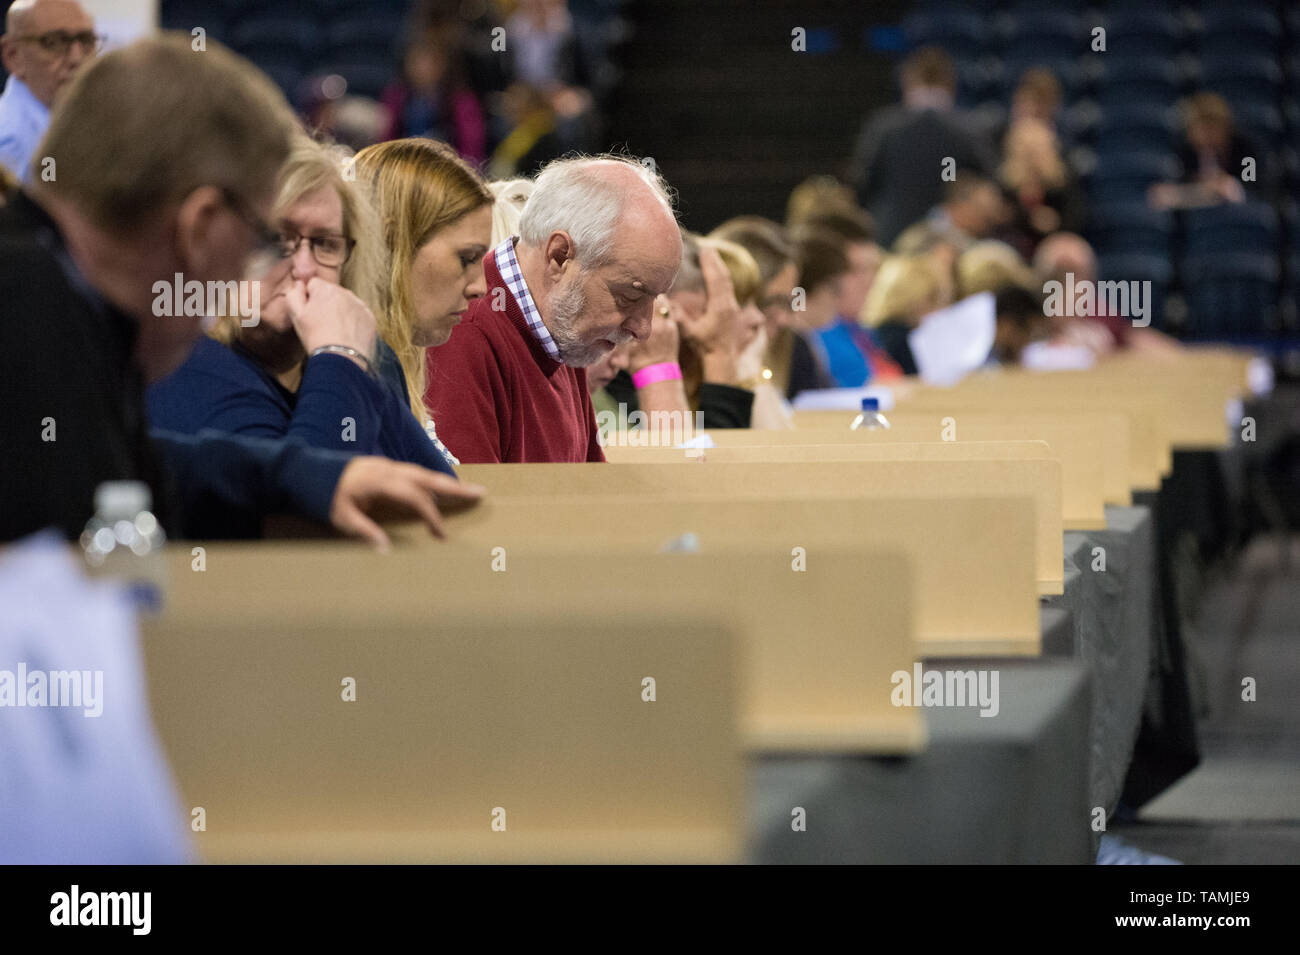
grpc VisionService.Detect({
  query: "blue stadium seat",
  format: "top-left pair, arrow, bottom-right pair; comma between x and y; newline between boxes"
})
902,10 -> 985,59
1090,150 -> 1178,203
1199,9 -> 1281,56
1004,11 -> 1085,62
1182,261 -> 1280,339
1096,57 -> 1180,107
1095,252 -> 1172,329
1186,202 -> 1279,258
1230,103 -> 1285,149
229,16 -> 323,65
159,2 -> 228,44
1093,105 -> 1179,154
1102,10 -> 1182,57
1197,53 -> 1283,104
258,61 -> 307,102
1089,201 -> 1173,257
326,19 -> 401,64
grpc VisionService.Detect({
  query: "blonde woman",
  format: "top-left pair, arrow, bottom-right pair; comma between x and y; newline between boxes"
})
146,135 -> 458,474
353,138 -> 495,463
488,177 -> 534,247
863,255 -> 948,375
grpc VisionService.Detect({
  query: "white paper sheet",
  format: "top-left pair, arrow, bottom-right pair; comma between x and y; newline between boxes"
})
0,533 -> 193,863
907,292 -> 997,386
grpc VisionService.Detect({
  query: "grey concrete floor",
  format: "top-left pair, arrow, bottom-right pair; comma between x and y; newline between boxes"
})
1112,536 -> 1300,863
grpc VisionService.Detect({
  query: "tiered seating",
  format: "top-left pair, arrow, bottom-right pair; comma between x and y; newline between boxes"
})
903,0 -> 1300,342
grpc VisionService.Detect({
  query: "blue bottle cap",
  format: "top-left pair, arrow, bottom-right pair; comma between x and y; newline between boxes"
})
861,397 -> 880,412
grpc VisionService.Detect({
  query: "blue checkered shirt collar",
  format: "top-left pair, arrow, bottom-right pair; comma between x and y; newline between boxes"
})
494,236 -> 560,362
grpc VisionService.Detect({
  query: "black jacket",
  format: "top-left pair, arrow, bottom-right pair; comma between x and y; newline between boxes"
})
0,191 -> 350,542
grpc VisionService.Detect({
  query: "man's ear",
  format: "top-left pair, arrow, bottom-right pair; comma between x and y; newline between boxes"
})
0,38 -> 19,76
173,185 -> 226,277
543,230 -> 575,280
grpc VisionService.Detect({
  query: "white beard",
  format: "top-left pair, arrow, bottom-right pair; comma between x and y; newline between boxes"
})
546,275 -> 619,368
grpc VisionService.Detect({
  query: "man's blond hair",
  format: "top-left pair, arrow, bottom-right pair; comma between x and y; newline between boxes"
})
32,32 -> 297,232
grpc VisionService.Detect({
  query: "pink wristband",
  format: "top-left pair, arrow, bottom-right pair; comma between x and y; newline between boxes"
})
632,362 -> 683,389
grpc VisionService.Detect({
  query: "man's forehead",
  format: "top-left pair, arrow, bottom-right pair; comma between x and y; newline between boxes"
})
26,0 -> 93,29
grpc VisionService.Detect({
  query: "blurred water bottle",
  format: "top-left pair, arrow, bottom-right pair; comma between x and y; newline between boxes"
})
850,397 -> 890,431
80,480 -> 167,613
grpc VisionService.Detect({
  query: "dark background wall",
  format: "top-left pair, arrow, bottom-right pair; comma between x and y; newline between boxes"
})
605,0 -> 908,232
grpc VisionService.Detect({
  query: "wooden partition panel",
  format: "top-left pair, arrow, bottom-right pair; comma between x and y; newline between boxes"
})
435,493 -> 1042,655
776,410 -> 1130,508
458,460 -> 1063,594
143,546 -> 743,863
892,388 -> 1168,490
605,438 -> 1105,530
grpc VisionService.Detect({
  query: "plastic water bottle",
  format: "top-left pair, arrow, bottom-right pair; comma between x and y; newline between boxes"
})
80,481 -> 167,613
850,397 -> 891,431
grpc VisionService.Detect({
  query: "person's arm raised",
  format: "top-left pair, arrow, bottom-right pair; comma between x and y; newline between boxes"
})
676,245 -> 742,386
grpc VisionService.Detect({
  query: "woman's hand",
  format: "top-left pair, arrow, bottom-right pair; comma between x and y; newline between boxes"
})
285,277 -> 378,367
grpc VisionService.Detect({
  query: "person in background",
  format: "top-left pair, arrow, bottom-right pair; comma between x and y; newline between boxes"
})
146,137 -> 457,475
1010,67 -> 1064,132
425,155 -> 681,463
1148,92 -> 1263,211
991,284 -> 1046,365
380,25 -> 487,167
0,0 -> 96,181
847,45 -> 996,247
799,209 -> 899,386
488,176 -> 533,246
504,0 -> 593,153
604,232 -> 765,433
710,215 -> 804,413
1033,232 -> 1181,355
488,82 -> 566,179
956,239 -> 1038,299
786,174 -> 860,228
894,169 -> 1006,258
353,137 -> 496,464
783,226 -> 848,398
863,255 -> 949,376
2,34 -> 481,547
996,117 -> 1084,259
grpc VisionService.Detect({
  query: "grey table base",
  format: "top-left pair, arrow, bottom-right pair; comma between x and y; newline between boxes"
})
748,661 -> 1092,864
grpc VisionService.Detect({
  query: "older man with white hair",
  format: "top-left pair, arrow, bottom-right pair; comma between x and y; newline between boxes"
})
426,155 -> 683,462
0,0 -> 97,181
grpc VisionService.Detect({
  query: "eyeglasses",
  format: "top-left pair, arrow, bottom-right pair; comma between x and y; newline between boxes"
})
16,30 -> 104,57
273,231 -> 356,268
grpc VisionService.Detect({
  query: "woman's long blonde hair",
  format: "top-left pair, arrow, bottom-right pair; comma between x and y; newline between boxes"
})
354,137 -> 494,422
212,135 -> 385,345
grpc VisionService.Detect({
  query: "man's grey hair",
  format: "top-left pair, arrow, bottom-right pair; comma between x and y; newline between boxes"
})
518,155 -> 675,268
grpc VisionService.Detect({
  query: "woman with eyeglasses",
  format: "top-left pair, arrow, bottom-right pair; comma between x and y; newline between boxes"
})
146,135 -> 457,474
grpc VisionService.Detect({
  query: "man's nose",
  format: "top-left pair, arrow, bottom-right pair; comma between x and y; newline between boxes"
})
64,44 -> 90,70
622,300 -> 654,342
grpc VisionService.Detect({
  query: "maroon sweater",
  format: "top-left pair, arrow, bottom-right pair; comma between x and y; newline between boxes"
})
424,253 -> 604,463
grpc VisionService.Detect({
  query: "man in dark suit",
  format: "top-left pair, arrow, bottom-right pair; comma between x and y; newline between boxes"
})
846,46 -> 996,248
1,33 -> 482,547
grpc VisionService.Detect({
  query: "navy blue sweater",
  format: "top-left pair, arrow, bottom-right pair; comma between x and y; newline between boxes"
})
147,336 -> 456,476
